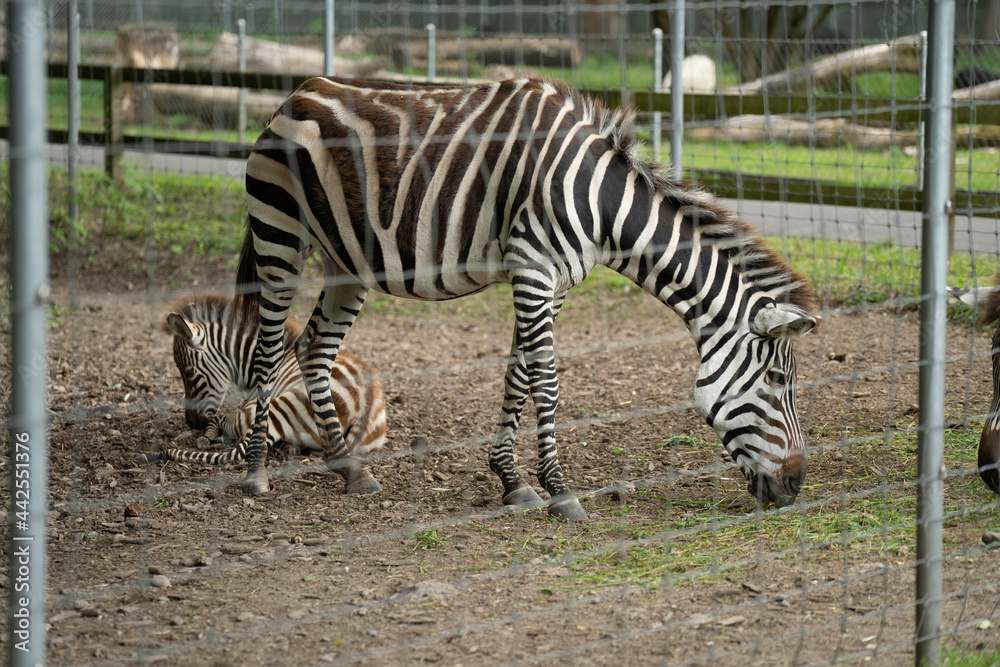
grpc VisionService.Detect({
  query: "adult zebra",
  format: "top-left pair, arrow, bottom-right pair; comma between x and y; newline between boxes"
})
238,76 -> 819,519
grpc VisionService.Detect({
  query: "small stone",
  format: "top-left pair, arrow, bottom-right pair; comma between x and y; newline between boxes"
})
151,575 -> 171,588
169,616 -> 185,626
367,629 -> 377,637
147,565 -> 163,575
983,532 -> 1000,545
236,612 -> 256,623
73,599 -> 91,611
194,553 -> 212,567
80,607 -> 101,618
494,551 -> 510,560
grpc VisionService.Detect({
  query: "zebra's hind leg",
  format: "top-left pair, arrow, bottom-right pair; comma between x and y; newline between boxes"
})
296,274 -> 378,494
490,331 -> 545,510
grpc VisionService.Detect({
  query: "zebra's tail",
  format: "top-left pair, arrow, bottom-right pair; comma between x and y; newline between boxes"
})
235,214 -> 261,335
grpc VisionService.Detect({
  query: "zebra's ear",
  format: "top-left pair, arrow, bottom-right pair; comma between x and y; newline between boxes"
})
165,313 -> 201,345
753,303 -> 819,338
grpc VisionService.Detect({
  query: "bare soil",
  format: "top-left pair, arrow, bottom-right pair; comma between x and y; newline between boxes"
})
2,241 -> 999,667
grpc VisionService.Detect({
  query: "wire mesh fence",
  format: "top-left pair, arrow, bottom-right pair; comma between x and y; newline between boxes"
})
3,0 -> 1000,665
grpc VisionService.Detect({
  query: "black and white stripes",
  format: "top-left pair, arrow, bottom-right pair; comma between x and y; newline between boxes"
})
235,76 -> 819,517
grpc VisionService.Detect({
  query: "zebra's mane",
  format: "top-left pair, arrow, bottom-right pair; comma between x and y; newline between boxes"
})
550,79 -> 818,316
982,270 -> 1000,326
164,294 -> 303,344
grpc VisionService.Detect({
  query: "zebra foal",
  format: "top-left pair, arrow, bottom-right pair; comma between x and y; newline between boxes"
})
147,295 -> 386,493
237,76 -> 819,519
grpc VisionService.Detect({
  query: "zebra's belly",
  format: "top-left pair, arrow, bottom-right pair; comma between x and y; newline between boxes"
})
328,240 -> 511,301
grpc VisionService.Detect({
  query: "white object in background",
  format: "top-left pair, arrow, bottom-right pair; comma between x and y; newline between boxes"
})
663,54 -> 717,93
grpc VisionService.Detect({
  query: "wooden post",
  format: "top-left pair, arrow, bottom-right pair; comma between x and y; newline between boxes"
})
104,65 -> 123,182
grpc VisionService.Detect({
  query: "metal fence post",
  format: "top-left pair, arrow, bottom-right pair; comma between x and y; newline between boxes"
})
917,31 -> 927,192
7,0 -> 50,664
652,28 -> 663,164
68,0 -> 81,310
670,0 -> 684,179
426,24 -> 436,83
916,1 -> 956,665
324,0 -> 335,76
238,18 -> 247,146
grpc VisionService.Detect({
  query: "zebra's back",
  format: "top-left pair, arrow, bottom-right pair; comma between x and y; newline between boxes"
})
247,76 -> 601,299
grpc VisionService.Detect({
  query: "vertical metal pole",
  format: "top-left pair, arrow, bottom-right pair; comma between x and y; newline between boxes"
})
135,0 -> 143,24
916,1 -> 955,666
68,0 -> 81,310
426,23 -> 436,83
238,18 -> 247,145
917,30 -> 928,192
324,0 -> 335,76
670,0 -> 684,179
653,28 -> 663,164
7,0 -> 50,664
46,3 -> 53,63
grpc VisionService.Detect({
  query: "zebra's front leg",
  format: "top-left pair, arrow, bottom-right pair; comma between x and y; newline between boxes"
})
510,283 -> 586,521
490,336 -> 545,509
297,279 -> 381,495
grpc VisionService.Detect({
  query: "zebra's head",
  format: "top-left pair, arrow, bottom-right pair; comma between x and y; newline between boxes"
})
692,301 -> 818,508
164,312 -> 232,430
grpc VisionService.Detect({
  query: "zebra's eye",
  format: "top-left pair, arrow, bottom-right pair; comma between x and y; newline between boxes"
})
765,369 -> 786,387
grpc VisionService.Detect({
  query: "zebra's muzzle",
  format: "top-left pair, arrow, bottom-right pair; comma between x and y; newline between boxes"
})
748,461 -> 804,509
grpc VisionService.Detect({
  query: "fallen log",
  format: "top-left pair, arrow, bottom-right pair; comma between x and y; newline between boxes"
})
392,36 -> 581,69
211,32 -> 386,77
692,115 -> 918,150
953,78 -> 1000,100
152,84 -> 286,126
726,34 -> 923,95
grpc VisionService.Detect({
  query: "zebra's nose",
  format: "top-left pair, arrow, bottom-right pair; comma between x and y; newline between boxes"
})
979,427 -> 1000,494
186,410 -> 208,430
782,454 -> 807,495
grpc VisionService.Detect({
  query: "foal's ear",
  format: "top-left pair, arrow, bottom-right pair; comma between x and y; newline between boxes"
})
753,303 -> 819,338
165,313 -> 202,345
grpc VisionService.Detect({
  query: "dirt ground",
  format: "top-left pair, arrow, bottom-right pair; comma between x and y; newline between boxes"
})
2,240 -> 1000,667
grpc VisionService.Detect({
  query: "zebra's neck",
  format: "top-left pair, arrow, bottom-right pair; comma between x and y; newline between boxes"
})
598,171 -> 766,348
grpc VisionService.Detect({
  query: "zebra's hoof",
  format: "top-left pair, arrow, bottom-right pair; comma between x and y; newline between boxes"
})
242,469 -> 269,495
135,452 -> 160,464
346,470 -> 382,494
502,486 -> 545,509
548,497 -> 588,521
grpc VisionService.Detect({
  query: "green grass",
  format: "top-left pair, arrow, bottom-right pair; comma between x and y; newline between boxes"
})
943,644 -> 1000,667
543,425 -> 999,591
681,139 -> 1000,194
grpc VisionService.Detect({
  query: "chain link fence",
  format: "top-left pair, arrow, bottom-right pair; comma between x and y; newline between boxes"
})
3,1 -> 1000,664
